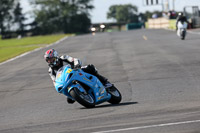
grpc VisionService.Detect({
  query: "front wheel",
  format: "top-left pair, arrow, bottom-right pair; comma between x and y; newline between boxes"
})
70,87 -> 95,108
107,86 -> 122,104
181,30 -> 186,40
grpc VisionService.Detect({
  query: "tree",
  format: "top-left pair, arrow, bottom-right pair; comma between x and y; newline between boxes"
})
13,2 -> 26,36
141,10 -> 163,21
107,4 -> 138,23
0,0 -> 15,38
30,0 -> 94,34
68,13 -> 91,33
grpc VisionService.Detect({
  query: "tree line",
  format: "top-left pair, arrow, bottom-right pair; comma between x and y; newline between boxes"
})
0,0 -> 26,39
0,0 -> 163,39
0,0 -> 94,39
107,4 -> 165,24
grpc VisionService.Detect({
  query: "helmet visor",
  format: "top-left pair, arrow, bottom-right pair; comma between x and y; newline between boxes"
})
46,57 -> 56,64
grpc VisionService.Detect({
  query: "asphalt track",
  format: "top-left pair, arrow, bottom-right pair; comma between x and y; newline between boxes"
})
1,29 -> 200,133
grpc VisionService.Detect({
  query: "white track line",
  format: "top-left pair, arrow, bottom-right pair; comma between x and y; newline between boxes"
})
92,119 -> 200,133
0,36 -> 69,66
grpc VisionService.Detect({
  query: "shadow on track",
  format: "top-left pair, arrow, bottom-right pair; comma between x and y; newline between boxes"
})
80,101 -> 138,109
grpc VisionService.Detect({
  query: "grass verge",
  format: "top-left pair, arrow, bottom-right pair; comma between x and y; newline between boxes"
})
0,34 -> 72,63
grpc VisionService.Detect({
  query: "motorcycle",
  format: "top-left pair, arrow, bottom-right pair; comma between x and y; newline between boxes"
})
177,21 -> 187,40
55,65 -> 122,108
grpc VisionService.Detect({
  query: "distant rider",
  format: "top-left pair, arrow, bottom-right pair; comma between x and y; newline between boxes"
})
176,12 -> 189,30
44,49 -> 112,104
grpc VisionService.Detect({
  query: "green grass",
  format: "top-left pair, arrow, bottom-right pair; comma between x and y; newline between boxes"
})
169,19 -> 176,30
0,46 -> 39,62
0,34 -> 73,63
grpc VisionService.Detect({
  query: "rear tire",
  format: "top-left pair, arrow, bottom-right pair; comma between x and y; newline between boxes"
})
107,86 -> 122,104
70,87 -> 95,108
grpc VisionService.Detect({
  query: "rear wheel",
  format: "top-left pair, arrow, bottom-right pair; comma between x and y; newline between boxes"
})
107,86 -> 122,104
70,87 -> 95,108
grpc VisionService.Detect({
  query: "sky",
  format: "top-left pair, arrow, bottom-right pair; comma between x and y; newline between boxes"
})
21,0 -> 200,24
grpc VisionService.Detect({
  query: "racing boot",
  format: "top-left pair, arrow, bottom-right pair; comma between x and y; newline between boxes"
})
96,74 -> 112,88
84,64 -> 113,88
67,97 -> 75,104
104,81 -> 113,89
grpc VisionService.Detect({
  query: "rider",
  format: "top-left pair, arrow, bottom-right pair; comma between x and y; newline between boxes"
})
44,49 -> 112,104
176,12 -> 189,30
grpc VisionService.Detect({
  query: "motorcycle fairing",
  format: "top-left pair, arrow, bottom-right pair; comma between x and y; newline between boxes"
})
55,65 -> 111,104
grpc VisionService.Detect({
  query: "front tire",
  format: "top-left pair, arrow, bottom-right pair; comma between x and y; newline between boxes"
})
70,87 -> 95,108
107,86 -> 122,104
181,30 -> 186,40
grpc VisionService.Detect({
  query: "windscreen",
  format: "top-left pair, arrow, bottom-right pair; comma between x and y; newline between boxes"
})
56,65 -> 69,79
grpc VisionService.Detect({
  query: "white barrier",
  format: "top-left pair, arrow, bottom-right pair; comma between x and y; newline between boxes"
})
148,18 -> 170,29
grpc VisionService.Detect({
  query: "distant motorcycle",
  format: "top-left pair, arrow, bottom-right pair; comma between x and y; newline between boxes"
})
177,21 -> 187,40
55,65 -> 122,108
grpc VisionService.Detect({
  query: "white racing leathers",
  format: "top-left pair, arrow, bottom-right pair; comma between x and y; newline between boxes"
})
177,21 -> 187,39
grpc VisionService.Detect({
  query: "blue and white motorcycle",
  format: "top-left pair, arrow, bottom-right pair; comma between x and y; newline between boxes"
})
55,65 -> 122,108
